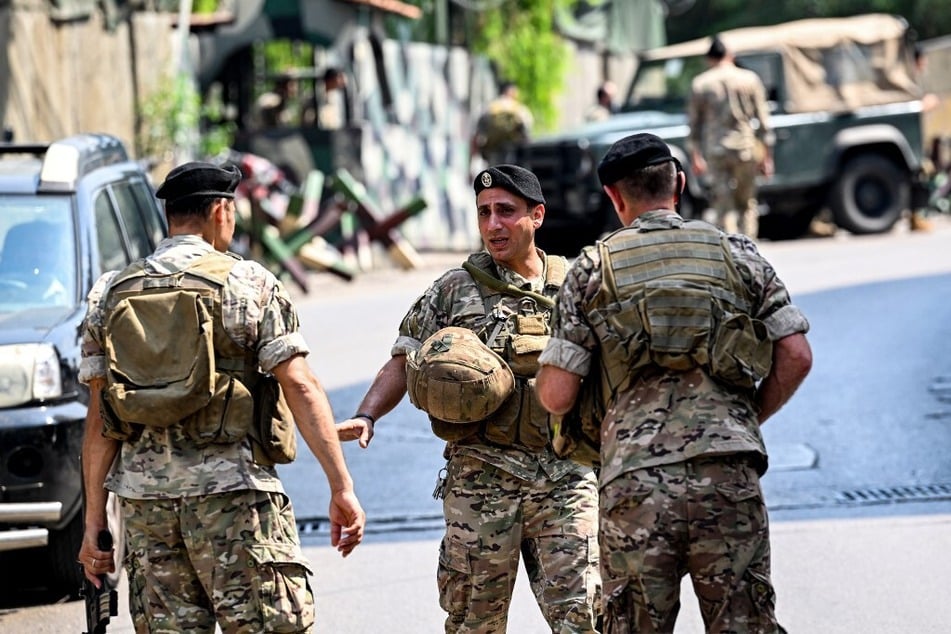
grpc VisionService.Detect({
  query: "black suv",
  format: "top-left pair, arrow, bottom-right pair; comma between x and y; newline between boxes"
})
0,134 -> 165,593
519,14 -> 927,255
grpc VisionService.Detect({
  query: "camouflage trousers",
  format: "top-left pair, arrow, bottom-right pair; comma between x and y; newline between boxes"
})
438,454 -> 602,633
120,489 -> 315,633
600,456 -> 781,634
708,153 -> 759,238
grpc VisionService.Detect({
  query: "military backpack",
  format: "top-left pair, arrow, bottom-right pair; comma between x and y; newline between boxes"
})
101,251 -> 296,465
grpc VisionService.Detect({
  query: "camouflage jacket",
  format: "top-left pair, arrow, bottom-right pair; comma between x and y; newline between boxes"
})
79,234 -> 309,499
538,211 -> 810,485
687,62 -> 775,159
394,250 -> 589,482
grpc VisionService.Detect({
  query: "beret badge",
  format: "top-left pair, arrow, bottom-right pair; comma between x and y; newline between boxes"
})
480,172 -> 492,188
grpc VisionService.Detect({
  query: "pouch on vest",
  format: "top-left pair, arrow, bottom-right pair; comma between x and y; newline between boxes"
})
104,289 -> 215,427
250,374 -> 298,466
548,372 -> 604,468
182,372 -> 254,447
710,311 -> 773,388
481,380 -> 522,446
506,314 -> 548,377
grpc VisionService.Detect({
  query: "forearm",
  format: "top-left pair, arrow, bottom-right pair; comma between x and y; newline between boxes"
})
756,333 -> 812,423
354,355 -> 408,421
275,356 -> 354,493
290,377 -> 354,493
81,380 -> 119,531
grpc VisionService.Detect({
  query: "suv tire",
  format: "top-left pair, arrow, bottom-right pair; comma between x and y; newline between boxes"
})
831,155 -> 909,234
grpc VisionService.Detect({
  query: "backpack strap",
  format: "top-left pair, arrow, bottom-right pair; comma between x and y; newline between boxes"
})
462,258 -> 556,309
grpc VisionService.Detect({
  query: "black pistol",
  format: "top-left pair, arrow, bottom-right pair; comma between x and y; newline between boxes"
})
82,529 -> 118,634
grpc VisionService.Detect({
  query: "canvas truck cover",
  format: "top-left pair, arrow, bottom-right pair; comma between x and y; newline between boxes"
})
645,14 -> 920,114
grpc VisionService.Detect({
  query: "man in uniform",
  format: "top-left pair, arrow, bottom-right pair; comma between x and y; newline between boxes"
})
688,36 -> 774,239
78,162 -> 366,632
536,133 -> 812,633
338,164 -> 601,633
471,82 -> 534,166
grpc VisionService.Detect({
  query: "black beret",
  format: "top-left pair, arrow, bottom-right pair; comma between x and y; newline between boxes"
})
597,133 -> 679,186
156,162 -> 242,206
473,164 -> 545,206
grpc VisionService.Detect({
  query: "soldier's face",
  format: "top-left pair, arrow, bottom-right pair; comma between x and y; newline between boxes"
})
476,188 -> 543,266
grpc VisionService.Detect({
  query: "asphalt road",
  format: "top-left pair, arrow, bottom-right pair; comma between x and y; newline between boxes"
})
2,215 -> 951,632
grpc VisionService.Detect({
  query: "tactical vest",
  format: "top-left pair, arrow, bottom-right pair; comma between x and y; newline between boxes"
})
99,252 -> 296,465
447,252 -> 566,450
588,220 -> 773,399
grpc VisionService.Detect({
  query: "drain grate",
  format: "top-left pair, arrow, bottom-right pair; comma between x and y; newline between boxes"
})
836,483 -> 951,505
296,513 -> 444,537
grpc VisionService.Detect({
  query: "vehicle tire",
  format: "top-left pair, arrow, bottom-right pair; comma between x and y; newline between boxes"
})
46,510 -> 84,596
830,155 -> 908,234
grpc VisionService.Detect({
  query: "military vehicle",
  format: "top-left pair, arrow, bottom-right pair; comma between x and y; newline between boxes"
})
519,14 -> 928,255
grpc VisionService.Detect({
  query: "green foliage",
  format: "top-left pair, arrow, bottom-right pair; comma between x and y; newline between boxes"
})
470,0 -> 571,131
192,0 -> 219,13
137,72 -> 235,161
258,40 -> 314,76
137,73 -> 200,162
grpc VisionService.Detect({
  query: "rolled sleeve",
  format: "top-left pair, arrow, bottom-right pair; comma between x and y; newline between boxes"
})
391,334 -> 422,358
537,338 -> 592,376
762,304 -> 810,341
78,271 -> 117,385
258,332 -> 310,373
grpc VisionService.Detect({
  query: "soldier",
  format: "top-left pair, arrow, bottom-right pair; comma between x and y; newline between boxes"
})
536,133 -> 813,633
585,81 -> 618,123
338,164 -> 601,633
77,162 -> 365,632
688,36 -> 774,239
471,82 -> 534,166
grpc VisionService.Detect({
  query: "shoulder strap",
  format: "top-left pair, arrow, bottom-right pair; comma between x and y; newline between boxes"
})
544,255 -> 567,287
462,260 -> 555,309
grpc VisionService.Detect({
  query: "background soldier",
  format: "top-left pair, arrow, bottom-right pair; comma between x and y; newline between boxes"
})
536,134 -> 812,633
688,36 -> 774,239
337,165 -> 601,632
471,82 -> 534,167
585,81 -> 618,123
78,162 -> 365,632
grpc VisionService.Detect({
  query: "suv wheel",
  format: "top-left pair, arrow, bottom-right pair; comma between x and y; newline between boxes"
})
830,155 -> 908,234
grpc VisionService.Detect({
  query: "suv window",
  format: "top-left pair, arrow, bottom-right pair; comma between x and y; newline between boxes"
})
111,180 -> 158,259
0,195 -> 77,311
94,189 -> 130,272
624,56 -> 707,112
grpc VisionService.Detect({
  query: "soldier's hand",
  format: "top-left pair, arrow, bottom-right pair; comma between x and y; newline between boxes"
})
329,490 -> 366,558
77,526 -> 115,587
336,416 -> 374,448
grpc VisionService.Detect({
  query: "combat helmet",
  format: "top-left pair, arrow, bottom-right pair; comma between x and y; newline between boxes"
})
407,327 -> 515,440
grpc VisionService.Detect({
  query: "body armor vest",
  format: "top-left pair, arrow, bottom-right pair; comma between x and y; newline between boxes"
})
456,252 -> 566,450
588,220 -> 772,397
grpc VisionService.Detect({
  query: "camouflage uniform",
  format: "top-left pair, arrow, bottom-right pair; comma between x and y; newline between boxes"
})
474,95 -> 534,164
688,63 -> 774,238
79,234 -> 315,633
396,250 -> 601,633
539,212 -> 809,633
